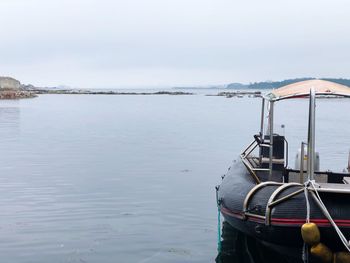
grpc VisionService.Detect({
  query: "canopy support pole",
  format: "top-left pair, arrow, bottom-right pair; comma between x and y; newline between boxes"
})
269,101 -> 274,180
307,88 -> 316,181
260,98 -> 265,138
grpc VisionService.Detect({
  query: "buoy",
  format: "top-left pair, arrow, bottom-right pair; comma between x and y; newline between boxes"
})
301,222 -> 350,262
301,222 -> 321,245
333,251 -> 350,263
310,243 -> 333,263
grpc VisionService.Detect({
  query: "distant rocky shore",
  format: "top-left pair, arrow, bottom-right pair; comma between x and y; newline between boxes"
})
8,76 -> 350,100
0,75 -> 262,99
0,89 -> 37,99
0,76 -> 195,99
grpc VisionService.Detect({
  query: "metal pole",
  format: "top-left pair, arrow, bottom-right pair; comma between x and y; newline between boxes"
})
300,142 -> 305,183
269,101 -> 274,180
307,88 -> 316,181
347,150 -> 350,173
260,98 -> 265,138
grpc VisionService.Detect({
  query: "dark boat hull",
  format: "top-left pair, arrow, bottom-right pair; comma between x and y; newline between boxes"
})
217,160 -> 350,254
216,221 -> 304,263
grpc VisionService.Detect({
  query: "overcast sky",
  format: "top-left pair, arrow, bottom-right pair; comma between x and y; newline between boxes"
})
0,0 -> 349,88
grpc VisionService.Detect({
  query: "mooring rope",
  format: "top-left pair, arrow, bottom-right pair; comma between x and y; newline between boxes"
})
302,183 -> 311,263
302,242 -> 309,263
215,186 -> 222,253
217,205 -> 222,253
304,185 -> 310,224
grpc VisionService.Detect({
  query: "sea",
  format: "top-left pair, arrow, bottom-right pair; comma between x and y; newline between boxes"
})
0,89 -> 350,263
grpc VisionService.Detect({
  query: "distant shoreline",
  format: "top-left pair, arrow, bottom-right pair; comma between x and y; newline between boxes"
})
31,89 -> 262,98
33,89 -> 195,96
5,76 -> 350,100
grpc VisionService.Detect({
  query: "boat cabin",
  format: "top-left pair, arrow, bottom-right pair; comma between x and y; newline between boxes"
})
241,79 -> 350,192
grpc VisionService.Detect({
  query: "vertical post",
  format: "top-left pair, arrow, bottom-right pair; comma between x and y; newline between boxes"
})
259,98 -> 266,166
260,98 -> 265,138
307,88 -> 316,181
300,142 -> 305,183
347,150 -> 350,173
269,101 -> 274,180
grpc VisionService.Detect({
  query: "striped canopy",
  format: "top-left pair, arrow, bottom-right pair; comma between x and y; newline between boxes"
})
266,79 -> 350,101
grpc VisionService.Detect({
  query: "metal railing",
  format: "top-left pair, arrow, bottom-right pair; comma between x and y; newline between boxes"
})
241,133 -> 289,183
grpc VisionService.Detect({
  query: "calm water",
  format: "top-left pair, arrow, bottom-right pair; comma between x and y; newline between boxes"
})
0,94 -> 350,263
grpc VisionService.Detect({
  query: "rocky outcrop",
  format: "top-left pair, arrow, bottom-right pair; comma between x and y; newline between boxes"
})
0,89 -> 37,99
0,76 -> 21,90
0,76 -> 37,99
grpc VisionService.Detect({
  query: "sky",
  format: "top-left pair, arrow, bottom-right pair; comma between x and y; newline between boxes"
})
0,0 -> 349,88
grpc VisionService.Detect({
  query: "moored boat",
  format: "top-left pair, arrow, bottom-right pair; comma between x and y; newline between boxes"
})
216,80 -> 350,262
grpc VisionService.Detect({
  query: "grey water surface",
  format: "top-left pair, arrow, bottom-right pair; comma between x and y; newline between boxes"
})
0,94 -> 349,263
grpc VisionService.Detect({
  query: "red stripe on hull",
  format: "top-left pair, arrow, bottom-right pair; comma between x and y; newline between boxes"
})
221,206 -> 350,227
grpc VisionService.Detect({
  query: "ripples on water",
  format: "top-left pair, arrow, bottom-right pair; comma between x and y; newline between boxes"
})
0,94 -> 349,262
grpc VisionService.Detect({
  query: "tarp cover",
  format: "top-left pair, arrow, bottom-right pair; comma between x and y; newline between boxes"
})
266,79 -> 350,101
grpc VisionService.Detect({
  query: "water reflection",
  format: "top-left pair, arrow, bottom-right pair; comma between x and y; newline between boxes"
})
0,102 -> 20,140
216,222 -> 303,263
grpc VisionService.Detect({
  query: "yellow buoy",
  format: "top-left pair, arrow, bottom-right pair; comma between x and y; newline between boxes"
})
311,243 -> 333,263
301,222 -> 321,245
333,252 -> 350,263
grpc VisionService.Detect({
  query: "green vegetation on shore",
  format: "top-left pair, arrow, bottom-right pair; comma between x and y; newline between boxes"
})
227,78 -> 350,89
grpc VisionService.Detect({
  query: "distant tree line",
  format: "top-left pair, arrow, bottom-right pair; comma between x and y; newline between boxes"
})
321,78 -> 350,87
226,78 -> 350,89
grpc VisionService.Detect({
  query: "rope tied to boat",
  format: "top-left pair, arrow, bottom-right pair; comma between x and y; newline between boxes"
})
308,180 -> 350,253
302,243 -> 309,263
302,181 -> 312,263
304,182 -> 311,224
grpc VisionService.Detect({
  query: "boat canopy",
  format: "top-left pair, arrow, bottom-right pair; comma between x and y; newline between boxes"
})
265,79 -> 350,101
